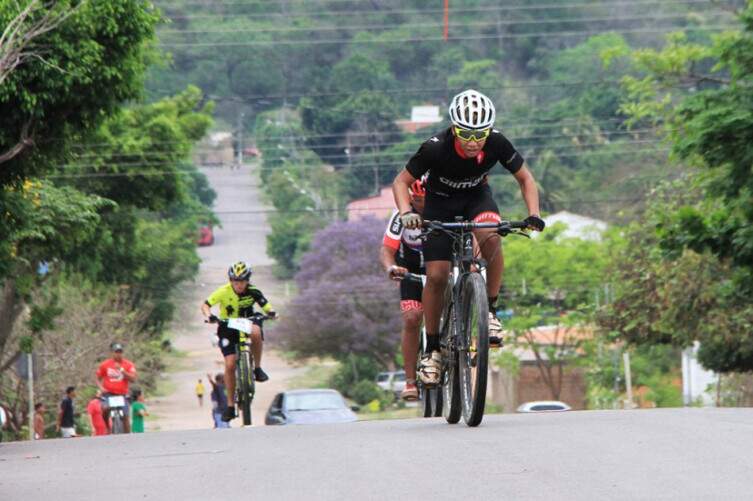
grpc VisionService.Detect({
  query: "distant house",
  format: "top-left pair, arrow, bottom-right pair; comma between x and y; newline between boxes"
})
489,325 -> 593,412
346,186 -> 395,221
194,131 -> 234,166
541,211 -> 607,241
395,105 -> 443,134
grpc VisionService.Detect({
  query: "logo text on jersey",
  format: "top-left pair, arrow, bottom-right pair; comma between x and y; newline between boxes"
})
439,175 -> 485,189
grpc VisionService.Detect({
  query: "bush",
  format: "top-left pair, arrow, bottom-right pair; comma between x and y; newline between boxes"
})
329,354 -> 382,398
351,380 -> 383,406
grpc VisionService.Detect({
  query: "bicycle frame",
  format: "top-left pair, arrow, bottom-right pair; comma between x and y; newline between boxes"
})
434,220 -> 498,353
421,218 -> 528,426
217,314 -> 272,426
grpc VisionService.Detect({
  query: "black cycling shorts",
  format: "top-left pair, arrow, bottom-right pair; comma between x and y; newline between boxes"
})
422,184 -> 500,262
396,253 -> 423,311
217,318 -> 263,358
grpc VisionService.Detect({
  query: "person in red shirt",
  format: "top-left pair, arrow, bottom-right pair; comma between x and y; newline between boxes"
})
87,390 -> 108,436
95,342 -> 137,433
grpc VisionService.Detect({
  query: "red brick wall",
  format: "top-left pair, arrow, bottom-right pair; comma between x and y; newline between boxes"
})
516,364 -> 587,410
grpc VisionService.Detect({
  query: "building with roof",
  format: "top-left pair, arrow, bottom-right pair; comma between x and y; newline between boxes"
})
346,186 -> 395,221
395,105 -> 443,134
540,210 -> 608,241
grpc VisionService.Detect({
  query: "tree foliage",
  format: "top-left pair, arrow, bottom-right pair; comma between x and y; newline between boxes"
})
607,3 -> 753,373
0,0 -> 160,180
276,217 -> 401,367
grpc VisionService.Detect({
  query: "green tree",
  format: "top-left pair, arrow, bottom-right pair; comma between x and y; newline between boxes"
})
502,223 -> 608,311
0,0 -> 160,181
608,4 -> 753,373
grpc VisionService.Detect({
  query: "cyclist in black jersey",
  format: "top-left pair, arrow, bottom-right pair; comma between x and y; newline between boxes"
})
379,176 -> 426,401
391,89 -> 545,386
201,261 -> 277,422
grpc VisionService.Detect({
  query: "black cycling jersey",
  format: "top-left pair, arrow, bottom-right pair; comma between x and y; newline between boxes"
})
405,127 -> 524,194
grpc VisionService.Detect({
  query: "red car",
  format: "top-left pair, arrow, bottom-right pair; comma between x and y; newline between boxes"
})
197,225 -> 214,246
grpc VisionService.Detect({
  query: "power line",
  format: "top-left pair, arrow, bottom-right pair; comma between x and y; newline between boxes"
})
45,146 -> 669,180
158,24 -> 735,47
158,0 -> 726,20
62,119 -> 657,149
157,12 -> 731,36
256,126 -> 663,147
55,139 -> 667,172
64,131 -> 663,162
150,79 -> 628,100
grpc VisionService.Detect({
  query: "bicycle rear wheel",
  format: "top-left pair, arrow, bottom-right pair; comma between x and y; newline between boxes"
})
237,350 -> 253,426
422,385 -> 443,417
440,295 -> 461,424
458,272 -> 489,427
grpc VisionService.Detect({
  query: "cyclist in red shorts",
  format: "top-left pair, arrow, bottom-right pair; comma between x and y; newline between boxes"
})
380,176 -> 427,401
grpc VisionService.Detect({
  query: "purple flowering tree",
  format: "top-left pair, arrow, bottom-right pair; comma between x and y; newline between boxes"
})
276,216 -> 402,367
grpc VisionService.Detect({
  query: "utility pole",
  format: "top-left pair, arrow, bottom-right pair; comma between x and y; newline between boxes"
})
443,0 -> 449,41
27,352 -> 34,440
235,111 -> 245,168
623,351 -> 636,409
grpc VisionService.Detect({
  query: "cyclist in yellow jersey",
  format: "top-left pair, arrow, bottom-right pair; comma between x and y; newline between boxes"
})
201,261 -> 277,422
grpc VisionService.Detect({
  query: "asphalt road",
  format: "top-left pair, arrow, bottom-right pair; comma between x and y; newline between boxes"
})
149,162 -> 302,431
3,408 -> 752,500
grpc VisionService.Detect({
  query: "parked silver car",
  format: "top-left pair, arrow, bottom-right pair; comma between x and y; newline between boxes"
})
375,370 -> 406,395
265,389 -> 358,426
516,400 -> 572,413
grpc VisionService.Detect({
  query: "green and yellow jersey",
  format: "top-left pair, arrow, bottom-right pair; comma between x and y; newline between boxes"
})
205,283 -> 274,319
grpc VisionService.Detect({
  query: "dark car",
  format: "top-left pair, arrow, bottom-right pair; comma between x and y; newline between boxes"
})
265,389 -> 358,426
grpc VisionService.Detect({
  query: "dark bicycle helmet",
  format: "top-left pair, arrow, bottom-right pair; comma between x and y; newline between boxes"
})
228,261 -> 252,281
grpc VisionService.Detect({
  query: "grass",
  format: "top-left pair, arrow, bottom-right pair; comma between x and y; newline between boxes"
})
150,348 -> 186,398
287,361 -> 339,390
357,406 -> 421,421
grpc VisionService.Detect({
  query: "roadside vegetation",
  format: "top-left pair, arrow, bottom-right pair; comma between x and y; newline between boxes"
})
0,1 -> 215,440
3,0 -> 753,438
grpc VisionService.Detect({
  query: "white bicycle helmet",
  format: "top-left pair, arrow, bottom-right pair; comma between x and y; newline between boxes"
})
448,89 -> 496,130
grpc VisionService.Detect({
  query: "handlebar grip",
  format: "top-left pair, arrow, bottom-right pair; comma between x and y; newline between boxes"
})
402,273 -> 424,283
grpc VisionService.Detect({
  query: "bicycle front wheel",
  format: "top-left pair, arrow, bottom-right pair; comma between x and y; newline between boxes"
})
458,272 -> 489,427
111,412 -> 124,434
237,350 -> 253,426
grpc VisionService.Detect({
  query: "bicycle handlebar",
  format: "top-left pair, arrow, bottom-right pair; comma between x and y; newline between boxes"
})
402,272 -> 424,283
205,312 -> 276,324
423,220 -> 528,231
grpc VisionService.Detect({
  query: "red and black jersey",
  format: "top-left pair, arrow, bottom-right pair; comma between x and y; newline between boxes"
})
405,127 -> 524,194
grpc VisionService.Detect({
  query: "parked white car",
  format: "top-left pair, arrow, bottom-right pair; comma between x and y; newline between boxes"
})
516,401 -> 571,413
376,371 -> 406,395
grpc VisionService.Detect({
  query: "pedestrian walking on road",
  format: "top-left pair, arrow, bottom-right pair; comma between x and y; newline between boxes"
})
131,389 -> 148,433
87,390 -> 108,436
56,386 -> 77,438
196,379 -> 205,407
207,373 -> 229,429
34,403 -> 46,440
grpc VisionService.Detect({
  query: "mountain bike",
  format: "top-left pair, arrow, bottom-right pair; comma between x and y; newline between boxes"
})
403,272 -> 443,418
103,394 -> 128,434
421,218 -> 529,427
208,313 -> 273,426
